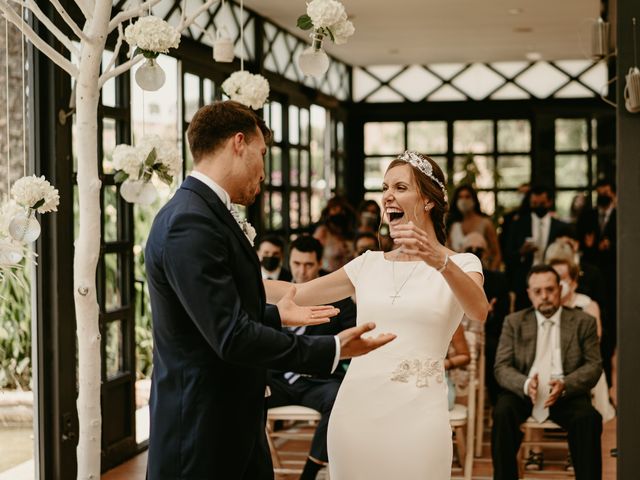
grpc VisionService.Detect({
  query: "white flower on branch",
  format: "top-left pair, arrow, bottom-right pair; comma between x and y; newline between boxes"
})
113,136 -> 182,187
331,18 -> 355,45
306,0 -> 346,29
124,15 -> 181,56
11,175 -> 60,213
222,71 -> 270,110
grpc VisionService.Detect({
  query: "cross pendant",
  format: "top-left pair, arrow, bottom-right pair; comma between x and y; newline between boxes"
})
390,293 -> 400,304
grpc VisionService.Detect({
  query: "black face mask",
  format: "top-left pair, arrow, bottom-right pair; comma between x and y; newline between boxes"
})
532,206 -> 549,218
596,194 -> 612,208
465,247 -> 485,259
261,256 -> 280,272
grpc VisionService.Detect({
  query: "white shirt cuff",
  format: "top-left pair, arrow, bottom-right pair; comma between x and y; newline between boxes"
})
524,377 -> 531,395
331,336 -> 341,373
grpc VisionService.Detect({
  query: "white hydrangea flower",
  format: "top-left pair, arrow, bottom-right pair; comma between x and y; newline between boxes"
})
331,18 -> 355,45
222,71 -> 270,110
112,144 -> 144,179
125,16 -> 181,54
137,135 -> 182,178
0,199 -> 24,235
307,0 -> 346,29
11,175 -> 60,213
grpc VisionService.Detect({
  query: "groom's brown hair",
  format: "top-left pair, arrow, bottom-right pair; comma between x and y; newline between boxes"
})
187,100 -> 272,163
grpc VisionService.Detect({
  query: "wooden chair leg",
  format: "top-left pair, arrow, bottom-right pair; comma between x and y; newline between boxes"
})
455,426 -> 466,470
265,421 -> 283,470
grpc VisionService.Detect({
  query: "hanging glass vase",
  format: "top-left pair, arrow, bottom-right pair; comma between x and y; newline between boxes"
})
297,31 -> 330,78
135,57 -> 166,91
213,25 -> 235,63
120,179 -> 158,205
9,209 -> 41,243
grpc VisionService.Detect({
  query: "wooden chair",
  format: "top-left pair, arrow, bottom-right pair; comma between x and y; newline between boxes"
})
516,418 -> 574,479
449,330 -> 479,480
266,405 -> 322,477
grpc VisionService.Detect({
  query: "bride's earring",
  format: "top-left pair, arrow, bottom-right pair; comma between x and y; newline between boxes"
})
424,204 -> 431,212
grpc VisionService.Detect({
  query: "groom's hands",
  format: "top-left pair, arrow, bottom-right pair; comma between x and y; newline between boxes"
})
277,286 -> 340,327
338,322 -> 396,359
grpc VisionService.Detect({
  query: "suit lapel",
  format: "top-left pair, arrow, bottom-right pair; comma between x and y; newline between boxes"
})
181,176 -> 262,274
559,308 -> 575,371
521,309 -> 538,369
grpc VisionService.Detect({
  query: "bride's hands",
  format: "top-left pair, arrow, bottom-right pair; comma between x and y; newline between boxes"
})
277,285 -> 341,327
390,222 -> 448,270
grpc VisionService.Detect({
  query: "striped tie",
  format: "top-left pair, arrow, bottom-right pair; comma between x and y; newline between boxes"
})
283,326 -> 306,384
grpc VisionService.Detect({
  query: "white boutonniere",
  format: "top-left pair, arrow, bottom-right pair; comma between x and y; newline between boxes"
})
241,220 -> 257,246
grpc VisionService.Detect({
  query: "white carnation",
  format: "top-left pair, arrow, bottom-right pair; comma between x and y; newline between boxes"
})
112,144 -> 144,179
125,16 -> 181,54
137,135 -> 182,178
222,71 -> 270,110
11,175 -> 60,213
307,0 -> 346,29
331,18 -> 355,45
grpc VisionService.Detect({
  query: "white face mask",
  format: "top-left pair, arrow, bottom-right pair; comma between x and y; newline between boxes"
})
560,280 -> 571,299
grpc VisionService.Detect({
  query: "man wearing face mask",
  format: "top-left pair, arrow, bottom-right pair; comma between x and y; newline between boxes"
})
492,265 -> 602,480
504,185 -> 571,310
256,234 -> 292,281
576,179 -> 617,386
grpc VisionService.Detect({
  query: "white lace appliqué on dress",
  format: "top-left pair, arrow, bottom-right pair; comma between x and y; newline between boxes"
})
390,358 -> 444,387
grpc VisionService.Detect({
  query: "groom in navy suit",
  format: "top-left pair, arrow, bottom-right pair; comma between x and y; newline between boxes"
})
145,100 -> 394,479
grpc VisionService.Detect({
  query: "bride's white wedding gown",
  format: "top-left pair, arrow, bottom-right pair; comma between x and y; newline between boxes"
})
327,251 -> 482,480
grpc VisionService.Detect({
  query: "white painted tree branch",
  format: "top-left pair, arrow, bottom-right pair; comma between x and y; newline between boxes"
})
177,0 -> 219,32
101,23 -> 124,78
49,0 -> 89,42
108,0 -> 162,33
6,0 -> 79,56
74,0 -> 93,20
98,52 -> 143,88
0,0 -> 78,77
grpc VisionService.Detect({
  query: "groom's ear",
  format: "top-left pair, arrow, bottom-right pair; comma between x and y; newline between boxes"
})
231,132 -> 246,155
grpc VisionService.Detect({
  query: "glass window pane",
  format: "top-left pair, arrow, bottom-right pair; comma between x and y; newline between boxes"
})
104,253 -> 122,311
429,156 -> 448,182
454,155 -> 494,188
407,121 -> 447,155
336,121 -> 344,152
102,50 -> 116,107
310,105 -> 326,188
555,119 -> 588,151
271,102 -> 283,143
270,147 -> 282,186
365,157 -> 395,190
453,120 -> 493,154
104,185 -> 119,243
105,320 -> 124,379
263,193 -> 271,230
184,132 -> 193,174
556,154 -> 588,187
290,192 -> 300,229
497,120 -> 531,152
300,150 -> 309,187
271,192 -> 283,230
183,73 -> 200,122
203,78 -> 215,104
300,108 -> 310,145
497,155 -> 531,188
477,191 -> 495,216
102,118 -> 117,174
311,190 -> 323,223
289,105 -> 299,145
497,191 -> 525,216
290,149 -> 299,186
591,118 -> 598,149
300,191 -> 309,226
364,122 -> 404,155
555,191 -> 580,222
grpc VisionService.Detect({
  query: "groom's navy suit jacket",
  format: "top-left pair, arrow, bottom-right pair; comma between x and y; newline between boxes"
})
145,176 -> 336,479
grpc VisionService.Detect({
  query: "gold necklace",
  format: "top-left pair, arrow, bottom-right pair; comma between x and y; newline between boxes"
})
390,260 -> 420,305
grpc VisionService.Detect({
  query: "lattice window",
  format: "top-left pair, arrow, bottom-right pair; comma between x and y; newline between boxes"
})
354,60 -> 608,103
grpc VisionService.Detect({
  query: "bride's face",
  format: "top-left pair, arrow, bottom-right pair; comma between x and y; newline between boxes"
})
382,164 -> 427,230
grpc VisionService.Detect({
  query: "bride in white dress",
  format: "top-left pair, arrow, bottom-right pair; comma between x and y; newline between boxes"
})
266,151 -> 489,479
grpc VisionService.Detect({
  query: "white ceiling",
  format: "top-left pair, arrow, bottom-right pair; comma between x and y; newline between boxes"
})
243,0 -> 601,66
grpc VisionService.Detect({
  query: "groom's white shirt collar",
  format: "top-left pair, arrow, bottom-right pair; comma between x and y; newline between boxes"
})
190,170 -> 231,209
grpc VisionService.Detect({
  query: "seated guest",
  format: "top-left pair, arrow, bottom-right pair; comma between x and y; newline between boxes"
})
267,235 -> 356,480
462,233 -> 510,406
445,324 -> 471,411
256,234 -> 292,281
492,265 -> 602,480
354,231 -> 380,256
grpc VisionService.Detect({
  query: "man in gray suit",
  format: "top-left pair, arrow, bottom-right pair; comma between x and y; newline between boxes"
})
492,264 -> 602,480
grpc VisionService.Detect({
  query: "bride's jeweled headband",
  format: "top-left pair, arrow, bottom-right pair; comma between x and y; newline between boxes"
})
397,150 -> 446,194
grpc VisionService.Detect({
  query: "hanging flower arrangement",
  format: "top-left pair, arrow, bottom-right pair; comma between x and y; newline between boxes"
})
125,16 -> 181,91
296,0 -> 354,77
0,199 -> 30,273
113,135 -> 182,205
221,71 -> 270,110
6,175 -> 60,244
